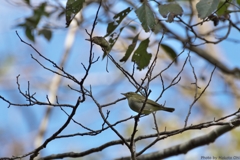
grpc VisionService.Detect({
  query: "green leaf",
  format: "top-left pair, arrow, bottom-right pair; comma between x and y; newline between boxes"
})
66,0 -> 85,27
38,29 -> 52,41
19,2 -> 47,28
152,20 -> 163,33
120,33 -> 139,62
105,7 -> 133,37
35,2 -> 49,17
216,1 -> 230,16
237,0 -> 240,6
161,44 -> 177,64
132,38 -> 152,70
158,2 -> 183,23
25,27 -> 35,42
135,2 -> 155,32
196,0 -> 220,19
16,2 -> 50,42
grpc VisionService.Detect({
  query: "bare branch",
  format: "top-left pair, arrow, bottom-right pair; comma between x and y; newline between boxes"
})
184,66 -> 217,127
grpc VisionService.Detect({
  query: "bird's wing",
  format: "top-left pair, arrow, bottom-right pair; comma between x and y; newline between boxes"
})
138,97 -> 160,108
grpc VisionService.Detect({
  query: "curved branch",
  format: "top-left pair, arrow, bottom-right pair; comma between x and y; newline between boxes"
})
117,115 -> 240,160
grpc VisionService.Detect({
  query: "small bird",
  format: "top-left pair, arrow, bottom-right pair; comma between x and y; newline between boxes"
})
86,36 -> 111,59
121,92 -> 175,115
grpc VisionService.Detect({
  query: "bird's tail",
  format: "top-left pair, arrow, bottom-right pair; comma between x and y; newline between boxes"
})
163,107 -> 175,112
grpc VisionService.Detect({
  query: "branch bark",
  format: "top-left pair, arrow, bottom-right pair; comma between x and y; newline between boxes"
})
117,116 -> 240,160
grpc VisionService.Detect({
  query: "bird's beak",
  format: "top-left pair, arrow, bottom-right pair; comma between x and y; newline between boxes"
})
121,93 -> 126,96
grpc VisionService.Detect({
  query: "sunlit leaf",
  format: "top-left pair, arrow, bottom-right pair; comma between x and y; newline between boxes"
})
196,0 -> 220,19
216,1 -> 230,16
